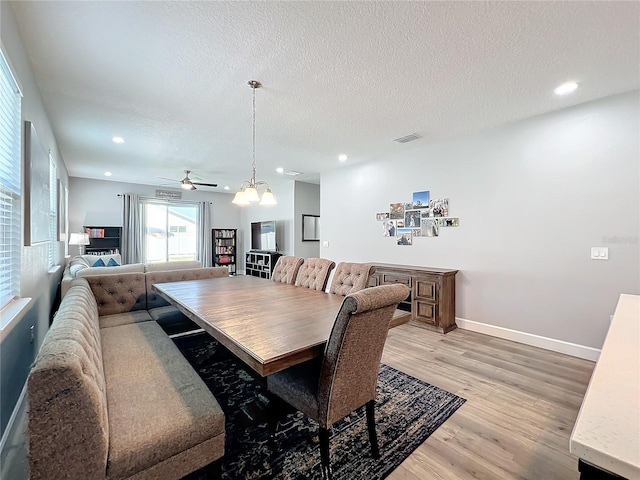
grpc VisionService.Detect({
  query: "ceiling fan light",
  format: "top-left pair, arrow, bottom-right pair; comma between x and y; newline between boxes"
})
244,187 -> 259,203
260,189 -> 277,205
232,190 -> 249,205
181,182 -> 194,190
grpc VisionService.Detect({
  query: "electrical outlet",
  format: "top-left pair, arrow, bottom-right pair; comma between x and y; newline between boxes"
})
30,325 -> 35,342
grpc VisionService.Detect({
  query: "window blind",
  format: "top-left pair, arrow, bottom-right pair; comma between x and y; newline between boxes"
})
49,154 -> 57,267
0,50 -> 22,308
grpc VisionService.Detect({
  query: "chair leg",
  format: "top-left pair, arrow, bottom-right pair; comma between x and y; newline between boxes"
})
319,427 -> 333,480
267,393 -> 280,440
203,459 -> 222,479
366,400 -> 380,459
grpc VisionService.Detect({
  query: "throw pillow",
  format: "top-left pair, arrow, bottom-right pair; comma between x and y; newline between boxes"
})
92,258 -> 106,267
107,258 -> 120,267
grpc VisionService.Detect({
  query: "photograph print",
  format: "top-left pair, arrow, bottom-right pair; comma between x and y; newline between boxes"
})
429,198 -> 449,217
384,220 -> 397,237
421,217 -> 440,237
389,203 -> 404,219
396,228 -> 412,245
376,212 -> 390,221
412,190 -> 430,209
404,210 -> 421,228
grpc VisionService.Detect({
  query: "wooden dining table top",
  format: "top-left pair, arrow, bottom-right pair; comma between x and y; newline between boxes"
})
152,275 -> 349,376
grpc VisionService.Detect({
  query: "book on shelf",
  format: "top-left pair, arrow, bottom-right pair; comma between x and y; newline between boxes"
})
85,228 -> 105,238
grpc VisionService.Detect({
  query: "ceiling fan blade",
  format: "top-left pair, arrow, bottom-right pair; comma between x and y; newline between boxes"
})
158,176 -> 180,182
193,182 -> 218,187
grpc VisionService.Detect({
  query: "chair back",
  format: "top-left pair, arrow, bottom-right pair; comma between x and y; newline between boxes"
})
271,256 -> 304,284
328,262 -> 375,296
295,258 -> 336,291
317,283 -> 410,427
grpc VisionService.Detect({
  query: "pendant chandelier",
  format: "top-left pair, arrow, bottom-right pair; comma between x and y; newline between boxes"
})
232,80 -> 277,206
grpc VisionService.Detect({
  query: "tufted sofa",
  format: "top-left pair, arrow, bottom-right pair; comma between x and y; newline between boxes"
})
61,254 -> 203,297
83,267 -> 228,332
328,262 -> 376,296
27,276 -> 225,480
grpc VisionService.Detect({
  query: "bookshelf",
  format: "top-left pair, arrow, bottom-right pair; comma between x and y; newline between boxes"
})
83,226 -> 122,255
212,228 -> 237,275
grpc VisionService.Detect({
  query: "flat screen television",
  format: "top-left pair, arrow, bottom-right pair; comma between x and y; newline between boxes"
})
251,220 -> 277,252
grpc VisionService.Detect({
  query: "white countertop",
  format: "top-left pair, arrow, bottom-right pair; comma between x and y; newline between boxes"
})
570,294 -> 640,479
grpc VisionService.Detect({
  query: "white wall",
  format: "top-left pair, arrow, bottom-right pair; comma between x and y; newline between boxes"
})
69,177 -> 242,257
294,181 -> 320,258
321,91 -> 639,351
1,1 -> 68,441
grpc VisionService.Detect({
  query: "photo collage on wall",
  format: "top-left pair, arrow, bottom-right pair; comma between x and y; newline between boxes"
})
376,190 -> 460,246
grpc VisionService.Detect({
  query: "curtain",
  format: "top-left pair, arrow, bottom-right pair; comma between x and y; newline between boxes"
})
198,201 -> 212,267
121,193 -> 142,264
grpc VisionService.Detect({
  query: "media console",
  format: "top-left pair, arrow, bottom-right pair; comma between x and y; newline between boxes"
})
245,251 -> 282,279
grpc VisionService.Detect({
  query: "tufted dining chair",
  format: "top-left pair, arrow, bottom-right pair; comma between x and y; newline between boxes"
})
271,256 -> 304,284
267,283 -> 411,480
328,262 -> 375,296
294,258 -> 336,292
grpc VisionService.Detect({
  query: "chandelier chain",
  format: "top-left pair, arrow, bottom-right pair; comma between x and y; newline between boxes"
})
252,82 -> 256,184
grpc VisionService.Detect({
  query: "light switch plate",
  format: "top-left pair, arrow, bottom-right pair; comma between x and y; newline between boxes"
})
322,241 -> 329,248
590,247 -> 609,260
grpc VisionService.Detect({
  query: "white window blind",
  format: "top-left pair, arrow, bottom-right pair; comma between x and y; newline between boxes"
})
0,50 -> 22,309
49,153 -> 57,267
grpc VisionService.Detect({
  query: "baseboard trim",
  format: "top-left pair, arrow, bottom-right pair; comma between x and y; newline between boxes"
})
455,317 -> 601,362
0,382 -> 27,455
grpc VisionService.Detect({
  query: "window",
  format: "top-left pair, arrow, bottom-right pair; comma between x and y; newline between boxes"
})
141,199 -> 200,263
0,50 -> 22,309
49,153 -> 57,267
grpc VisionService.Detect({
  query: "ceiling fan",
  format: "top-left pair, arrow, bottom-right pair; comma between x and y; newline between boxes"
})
158,170 -> 218,190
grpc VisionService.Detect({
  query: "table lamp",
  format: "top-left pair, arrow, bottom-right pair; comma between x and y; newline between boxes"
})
68,232 -> 90,255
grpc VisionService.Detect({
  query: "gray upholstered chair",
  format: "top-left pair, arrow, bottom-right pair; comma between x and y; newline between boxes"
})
271,256 -> 304,284
328,262 -> 375,296
267,283 -> 410,480
294,258 -> 336,291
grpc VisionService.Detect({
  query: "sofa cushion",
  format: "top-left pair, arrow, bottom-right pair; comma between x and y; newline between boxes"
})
76,263 -> 145,279
85,273 -> 148,316
101,321 -> 224,479
99,310 -> 153,329
144,260 -> 202,273
83,254 -> 122,267
107,257 -> 120,267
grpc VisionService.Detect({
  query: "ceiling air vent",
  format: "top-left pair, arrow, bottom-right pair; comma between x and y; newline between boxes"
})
283,170 -> 302,176
393,133 -> 422,144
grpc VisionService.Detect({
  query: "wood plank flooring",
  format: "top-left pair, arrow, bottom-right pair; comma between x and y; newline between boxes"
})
382,325 -> 594,480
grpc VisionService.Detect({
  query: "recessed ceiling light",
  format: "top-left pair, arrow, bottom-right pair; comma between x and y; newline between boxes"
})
112,136 -> 125,144
224,186 -> 230,190
104,171 -> 112,177
276,167 -> 284,174
554,81 -> 578,96
338,154 -> 348,163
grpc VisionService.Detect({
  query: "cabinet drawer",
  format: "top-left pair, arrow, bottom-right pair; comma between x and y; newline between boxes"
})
381,273 -> 411,286
415,278 -> 437,301
414,299 -> 436,325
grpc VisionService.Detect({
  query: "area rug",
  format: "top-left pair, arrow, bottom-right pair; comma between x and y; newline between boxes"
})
176,334 -> 466,480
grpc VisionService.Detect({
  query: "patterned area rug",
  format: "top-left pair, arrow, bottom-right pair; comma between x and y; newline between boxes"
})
176,334 -> 466,480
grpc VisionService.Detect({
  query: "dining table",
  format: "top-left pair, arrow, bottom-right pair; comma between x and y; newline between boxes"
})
153,275 -> 409,377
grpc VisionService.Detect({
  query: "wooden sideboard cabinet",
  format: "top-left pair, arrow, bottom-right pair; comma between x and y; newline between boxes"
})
369,263 -> 458,334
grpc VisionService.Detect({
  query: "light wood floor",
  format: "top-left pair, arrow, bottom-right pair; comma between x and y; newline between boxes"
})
382,324 -> 594,480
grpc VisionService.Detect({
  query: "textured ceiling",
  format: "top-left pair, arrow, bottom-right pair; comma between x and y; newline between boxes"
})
9,1 -> 640,191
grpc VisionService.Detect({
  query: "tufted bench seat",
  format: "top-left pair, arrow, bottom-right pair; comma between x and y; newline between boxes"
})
27,278 -> 225,480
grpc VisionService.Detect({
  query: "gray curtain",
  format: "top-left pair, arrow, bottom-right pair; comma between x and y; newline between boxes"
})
121,193 -> 142,264
198,201 -> 212,266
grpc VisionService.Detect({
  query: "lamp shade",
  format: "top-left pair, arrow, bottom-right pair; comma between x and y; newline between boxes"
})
260,189 -> 277,205
69,232 -> 90,245
244,187 -> 259,203
232,190 -> 249,205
